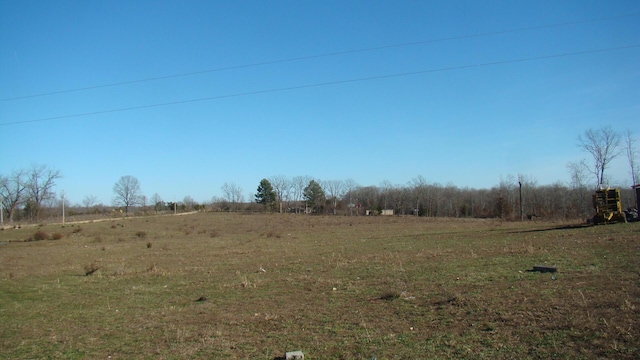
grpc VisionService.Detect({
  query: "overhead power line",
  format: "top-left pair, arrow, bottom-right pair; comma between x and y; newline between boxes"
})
2,44 -> 638,127
0,13 -> 638,102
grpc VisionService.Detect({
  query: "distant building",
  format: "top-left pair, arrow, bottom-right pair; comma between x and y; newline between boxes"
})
632,184 -> 640,210
381,209 -> 394,216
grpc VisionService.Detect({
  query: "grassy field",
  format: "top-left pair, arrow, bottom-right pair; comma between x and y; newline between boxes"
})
0,213 -> 638,359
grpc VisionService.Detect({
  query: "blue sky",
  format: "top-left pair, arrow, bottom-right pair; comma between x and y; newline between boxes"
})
1,0 -> 639,205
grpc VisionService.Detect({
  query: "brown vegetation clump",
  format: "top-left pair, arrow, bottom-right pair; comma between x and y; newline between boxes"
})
83,261 -> 100,276
31,230 -> 49,241
264,230 -> 281,238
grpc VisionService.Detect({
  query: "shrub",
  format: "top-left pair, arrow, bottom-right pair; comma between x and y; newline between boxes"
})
84,261 -> 100,276
32,231 -> 49,241
135,231 -> 147,239
51,233 -> 63,240
265,231 -> 281,239
378,290 -> 401,301
146,241 -> 152,249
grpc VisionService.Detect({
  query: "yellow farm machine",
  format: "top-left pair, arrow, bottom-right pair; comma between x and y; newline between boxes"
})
591,188 -> 627,224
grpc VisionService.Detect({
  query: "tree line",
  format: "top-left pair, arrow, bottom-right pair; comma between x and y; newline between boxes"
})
250,126 -> 638,219
2,127 -> 638,223
247,174 -> 636,220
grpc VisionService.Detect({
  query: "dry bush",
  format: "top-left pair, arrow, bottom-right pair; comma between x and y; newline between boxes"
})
51,233 -> 63,240
72,227 -> 82,234
83,261 -> 100,276
241,276 -> 257,288
135,231 -> 147,239
209,230 -> 219,238
146,241 -> 152,248
377,290 -> 401,301
264,230 -> 281,239
31,230 -> 49,241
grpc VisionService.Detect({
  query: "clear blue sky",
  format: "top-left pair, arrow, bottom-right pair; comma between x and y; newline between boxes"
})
1,0 -> 639,206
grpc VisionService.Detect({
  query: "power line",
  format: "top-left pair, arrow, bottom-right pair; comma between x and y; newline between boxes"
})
1,13 -> 638,102
2,44 -> 637,127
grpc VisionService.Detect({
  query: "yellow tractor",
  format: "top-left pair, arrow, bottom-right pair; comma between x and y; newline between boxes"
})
591,188 -> 627,224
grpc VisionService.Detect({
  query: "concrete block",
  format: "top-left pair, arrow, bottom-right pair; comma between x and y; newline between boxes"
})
285,350 -> 304,359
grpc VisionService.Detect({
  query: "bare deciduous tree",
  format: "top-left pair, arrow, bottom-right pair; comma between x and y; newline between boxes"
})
379,180 -> 394,210
26,165 -> 62,219
567,160 -> 590,217
291,175 -> 311,213
0,170 -> 27,223
183,196 -> 195,211
411,176 -> 429,216
343,178 -> 359,215
322,179 -> 344,215
210,196 -> 225,212
578,127 -> 621,187
82,195 -> 98,209
221,182 -> 243,212
112,175 -> 142,214
268,175 -> 290,213
567,160 -> 589,189
151,193 -> 163,214
388,184 -> 409,215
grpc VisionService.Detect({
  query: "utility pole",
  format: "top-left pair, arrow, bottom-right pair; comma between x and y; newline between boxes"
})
1,200 -> 3,227
519,181 -> 523,221
62,191 -> 65,225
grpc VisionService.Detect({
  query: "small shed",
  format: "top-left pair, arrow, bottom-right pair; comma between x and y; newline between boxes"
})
381,209 -> 394,216
632,184 -> 640,210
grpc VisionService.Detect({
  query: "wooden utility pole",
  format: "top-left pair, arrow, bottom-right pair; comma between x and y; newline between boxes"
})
62,191 -> 65,225
519,181 -> 524,221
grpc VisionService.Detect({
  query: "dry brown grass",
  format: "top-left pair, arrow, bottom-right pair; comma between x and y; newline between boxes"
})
0,213 -> 638,359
